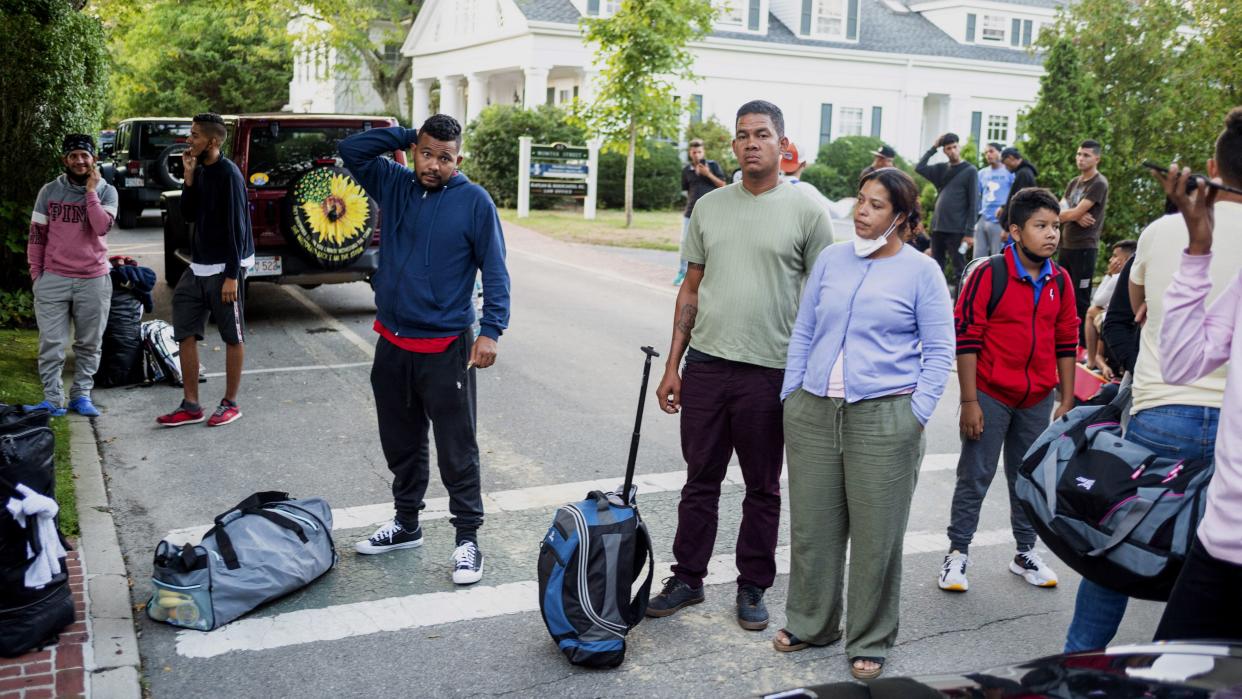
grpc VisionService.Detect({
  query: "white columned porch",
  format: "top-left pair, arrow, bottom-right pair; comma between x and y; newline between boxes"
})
411,78 -> 433,128
522,66 -> 550,109
465,73 -> 489,125
439,75 -> 464,124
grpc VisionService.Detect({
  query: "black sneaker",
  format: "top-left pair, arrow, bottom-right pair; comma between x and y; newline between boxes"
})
354,519 -> 423,555
736,584 -> 769,630
452,541 -> 484,585
645,576 -> 704,618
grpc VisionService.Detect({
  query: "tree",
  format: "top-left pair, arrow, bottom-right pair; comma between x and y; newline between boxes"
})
1019,36 -> 1106,205
684,116 -> 737,177
0,0 -> 109,325
96,0 -> 293,119
576,0 -> 716,227
801,136 -> 914,200
598,141 -> 683,210
286,1 -> 422,120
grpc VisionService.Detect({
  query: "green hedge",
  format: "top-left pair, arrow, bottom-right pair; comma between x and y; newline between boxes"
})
0,1 -> 109,327
597,141 -> 683,211
462,104 -> 586,209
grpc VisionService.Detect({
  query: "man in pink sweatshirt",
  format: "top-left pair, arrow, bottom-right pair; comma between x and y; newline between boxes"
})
1153,106 -> 1242,642
25,134 -> 118,417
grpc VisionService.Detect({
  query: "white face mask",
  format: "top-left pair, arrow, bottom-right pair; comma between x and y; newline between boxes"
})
853,216 -> 903,258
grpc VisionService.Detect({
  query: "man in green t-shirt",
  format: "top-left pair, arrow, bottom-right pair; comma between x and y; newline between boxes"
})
645,100 -> 835,633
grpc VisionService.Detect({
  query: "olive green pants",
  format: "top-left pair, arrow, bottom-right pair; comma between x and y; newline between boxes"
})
782,389 -> 925,659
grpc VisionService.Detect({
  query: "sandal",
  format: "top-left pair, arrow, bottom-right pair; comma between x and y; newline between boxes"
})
772,628 -> 810,653
850,656 -> 885,680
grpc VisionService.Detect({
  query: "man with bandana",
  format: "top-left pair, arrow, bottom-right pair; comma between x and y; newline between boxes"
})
25,134 -> 118,417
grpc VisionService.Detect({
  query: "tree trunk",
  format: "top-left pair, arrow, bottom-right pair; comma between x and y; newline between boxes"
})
625,117 -> 636,228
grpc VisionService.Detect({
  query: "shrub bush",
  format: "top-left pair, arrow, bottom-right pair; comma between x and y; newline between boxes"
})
0,1 -> 109,327
597,140 -> 683,210
808,136 -> 917,200
684,116 -> 737,177
462,104 -> 586,209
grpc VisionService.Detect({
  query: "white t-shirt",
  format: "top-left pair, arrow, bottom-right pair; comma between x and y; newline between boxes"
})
1130,203 -> 1242,413
1092,273 -> 1118,309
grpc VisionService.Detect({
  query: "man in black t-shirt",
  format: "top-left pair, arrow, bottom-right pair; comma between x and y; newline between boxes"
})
1058,139 -> 1109,344
675,138 -> 725,286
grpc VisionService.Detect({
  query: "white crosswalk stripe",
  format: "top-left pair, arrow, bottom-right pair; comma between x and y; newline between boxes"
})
174,525 -> 1010,659
163,453 -> 960,544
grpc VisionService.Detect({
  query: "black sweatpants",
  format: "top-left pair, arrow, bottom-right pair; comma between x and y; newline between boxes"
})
371,331 -> 483,543
931,230 -> 966,280
1154,536 -> 1242,642
1058,247 -> 1098,345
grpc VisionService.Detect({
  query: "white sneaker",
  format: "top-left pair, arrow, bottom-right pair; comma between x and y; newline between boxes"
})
354,520 -> 423,555
1010,550 -> 1058,587
939,550 -> 970,591
451,541 -> 484,585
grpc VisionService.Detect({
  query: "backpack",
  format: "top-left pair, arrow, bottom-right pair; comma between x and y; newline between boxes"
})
538,489 -> 654,668
141,320 -> 205,387
147,492 -> 336,631
957,253 -> 1067,316
537,347 -> 659,668
1014,384 -> 1213,601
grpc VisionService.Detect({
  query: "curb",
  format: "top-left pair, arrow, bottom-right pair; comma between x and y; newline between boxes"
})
68,414 -> 142,699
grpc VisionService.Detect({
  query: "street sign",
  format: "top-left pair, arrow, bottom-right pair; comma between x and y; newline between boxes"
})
518,137 -> 599,219
531,144 -> 590,161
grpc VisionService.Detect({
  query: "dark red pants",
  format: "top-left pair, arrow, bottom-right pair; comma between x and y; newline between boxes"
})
671,359 -> 785,590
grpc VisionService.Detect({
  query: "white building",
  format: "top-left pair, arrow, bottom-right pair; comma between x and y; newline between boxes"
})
289,17 -> 411,117
401,0 -> 1062,160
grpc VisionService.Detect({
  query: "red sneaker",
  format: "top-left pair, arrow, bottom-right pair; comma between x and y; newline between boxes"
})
156,403 -> 205,427
207,400 -> 242,427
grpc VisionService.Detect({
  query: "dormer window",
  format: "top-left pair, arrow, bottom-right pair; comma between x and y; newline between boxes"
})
715,0 -> 763,32
585,0 -> 621,16
800,0 -> 859,41
980,14 -> 1006,42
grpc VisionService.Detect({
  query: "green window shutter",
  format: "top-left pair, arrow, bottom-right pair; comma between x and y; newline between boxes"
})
870,107 -> 882,137
820,103 -> 833,145
1023,20 -> 1033,46
966,13 -> 976,42
970,111 -> 983,146
1011,19 -> 1021,46
546,87 -> 555,105
691,94 -> 703,124
847,0 -> 859,39
802,0 -> 812,35
587,0 -> 599,15
748,0 -> 761,30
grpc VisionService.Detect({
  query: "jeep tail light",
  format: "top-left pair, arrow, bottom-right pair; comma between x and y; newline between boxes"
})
127,160 -> 142,176
314,157 -> 336,166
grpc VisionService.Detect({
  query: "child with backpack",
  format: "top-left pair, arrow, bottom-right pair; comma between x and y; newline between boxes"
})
939,187 -> 1079,592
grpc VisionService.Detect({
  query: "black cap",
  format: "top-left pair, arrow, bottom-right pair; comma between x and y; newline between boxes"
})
62,133 -> 95,156
1001,146 -> 1022,160
871,144 -> 896,159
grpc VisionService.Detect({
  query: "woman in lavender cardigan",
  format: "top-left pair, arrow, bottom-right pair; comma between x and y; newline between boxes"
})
772,168 -> 955,679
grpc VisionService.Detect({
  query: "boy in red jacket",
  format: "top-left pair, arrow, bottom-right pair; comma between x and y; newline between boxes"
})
939,187 -> 1079,592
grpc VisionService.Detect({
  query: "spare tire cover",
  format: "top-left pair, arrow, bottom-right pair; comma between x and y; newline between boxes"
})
286,166 -> 376,269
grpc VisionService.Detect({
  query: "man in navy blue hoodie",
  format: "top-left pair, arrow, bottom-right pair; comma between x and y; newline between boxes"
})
340,114 -> 510,585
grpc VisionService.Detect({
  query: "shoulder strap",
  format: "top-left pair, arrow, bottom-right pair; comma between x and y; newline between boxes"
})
624,519 -> 656,627
985,254 -> 1008,319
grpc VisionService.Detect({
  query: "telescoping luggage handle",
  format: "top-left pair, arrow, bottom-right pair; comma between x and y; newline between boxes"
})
621,347 -> 661,502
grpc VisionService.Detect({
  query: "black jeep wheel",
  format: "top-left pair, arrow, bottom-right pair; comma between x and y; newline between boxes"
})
117,202 -> 139,229
283,166 -> 377,270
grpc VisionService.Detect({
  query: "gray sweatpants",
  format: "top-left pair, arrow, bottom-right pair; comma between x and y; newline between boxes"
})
946,390 -> 1053,552
33,272 -> 111,405
973,218 -> 1006,259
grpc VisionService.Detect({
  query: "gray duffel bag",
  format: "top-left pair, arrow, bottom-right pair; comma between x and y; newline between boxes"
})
147,492 -> 336,630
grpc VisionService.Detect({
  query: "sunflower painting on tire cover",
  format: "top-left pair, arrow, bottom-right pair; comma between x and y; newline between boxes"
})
290,166 -> 374,268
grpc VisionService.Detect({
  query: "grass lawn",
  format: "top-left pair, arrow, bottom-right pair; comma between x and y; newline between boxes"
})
499,207 -> 682,252
0,329 -> 77,536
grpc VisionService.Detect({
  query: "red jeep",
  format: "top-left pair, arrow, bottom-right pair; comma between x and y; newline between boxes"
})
160,113 -> 406,287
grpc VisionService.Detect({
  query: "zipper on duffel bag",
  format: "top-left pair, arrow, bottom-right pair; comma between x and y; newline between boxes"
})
1,427 -> 52,463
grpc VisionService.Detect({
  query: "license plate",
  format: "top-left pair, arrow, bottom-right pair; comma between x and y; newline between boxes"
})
124,177 -> 143,187
249,256 -> 281,277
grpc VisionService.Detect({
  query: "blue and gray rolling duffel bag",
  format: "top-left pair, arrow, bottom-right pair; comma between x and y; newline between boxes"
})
147,491 -> 336,630
538,347 -> 657,668
1015,384 -> 1213,601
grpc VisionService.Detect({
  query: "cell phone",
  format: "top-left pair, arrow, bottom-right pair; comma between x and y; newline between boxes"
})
1142,161 -> 1242,196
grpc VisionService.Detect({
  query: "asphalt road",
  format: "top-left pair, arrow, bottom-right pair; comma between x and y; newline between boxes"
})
90,211 -> 1164,698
